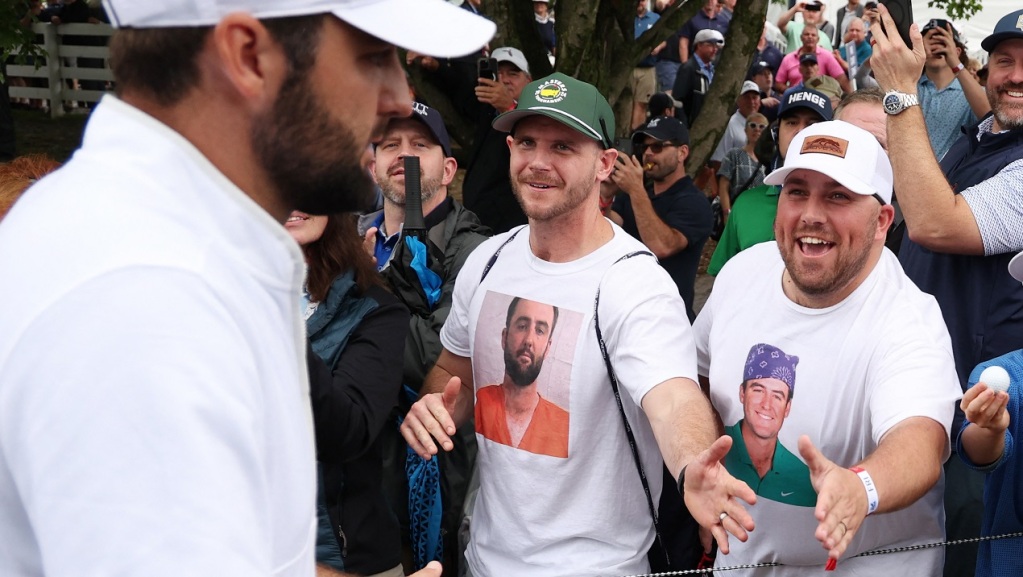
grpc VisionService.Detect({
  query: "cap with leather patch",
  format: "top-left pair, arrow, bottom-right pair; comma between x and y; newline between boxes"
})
764,120 -> 892,204
800,135 -> 848,158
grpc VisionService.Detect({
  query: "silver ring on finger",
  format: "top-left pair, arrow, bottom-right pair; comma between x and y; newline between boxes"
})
718,512 -> 729,523
838,521 -> 847,535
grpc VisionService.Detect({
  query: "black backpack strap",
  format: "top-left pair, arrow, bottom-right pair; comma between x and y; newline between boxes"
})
479,226 -> 525,283
593,250 -> 670,566
735,160 -> 763,201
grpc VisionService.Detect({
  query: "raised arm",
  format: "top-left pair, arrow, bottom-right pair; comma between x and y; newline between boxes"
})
777,2 -> 803,35
609,153 -> 690,259
932,24 -> 990,119
868,7 -> 984,254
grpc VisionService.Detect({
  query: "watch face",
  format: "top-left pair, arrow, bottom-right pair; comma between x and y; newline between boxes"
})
883,93 -> 902,115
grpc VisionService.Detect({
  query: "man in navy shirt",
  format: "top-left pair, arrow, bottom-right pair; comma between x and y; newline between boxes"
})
608,116 -> 713,321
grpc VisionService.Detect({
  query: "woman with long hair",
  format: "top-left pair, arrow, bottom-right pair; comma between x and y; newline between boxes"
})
287,210 -> 410,577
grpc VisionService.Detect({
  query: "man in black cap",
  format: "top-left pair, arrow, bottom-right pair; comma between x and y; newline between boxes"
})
362,103 -> 490,574
707,87 -> 832,275
608,116 -> 713,321
648,91 -> 683,120
871,7 -> 1023,575
797,53 -> 820,86
750,61 -> 782,123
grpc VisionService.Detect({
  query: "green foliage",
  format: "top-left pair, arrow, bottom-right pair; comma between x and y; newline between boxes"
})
0,4 -> 47,79
927,0 -> 984,21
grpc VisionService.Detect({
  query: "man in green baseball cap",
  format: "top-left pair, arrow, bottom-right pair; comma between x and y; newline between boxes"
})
493,72 -> 616,148
400,71 -> 756,575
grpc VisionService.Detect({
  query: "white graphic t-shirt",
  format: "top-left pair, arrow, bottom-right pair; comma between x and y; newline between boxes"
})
694,242 -> 962,575
441,224 -> 697,577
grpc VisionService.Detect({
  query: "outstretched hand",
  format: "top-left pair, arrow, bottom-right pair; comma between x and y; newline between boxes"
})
798,435 -> 867,562
400,377 -> 463,460
683,435 -> 757,555
868,5 -> 927,93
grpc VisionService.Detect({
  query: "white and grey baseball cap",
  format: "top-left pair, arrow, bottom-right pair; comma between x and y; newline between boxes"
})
491,47 -> 530,76
102,0 -> 495,58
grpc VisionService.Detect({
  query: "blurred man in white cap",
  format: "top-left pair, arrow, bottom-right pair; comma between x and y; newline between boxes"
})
871,7 -> 1023,575
463,46 -> 533,233
709,80 -> 762,168
672,27 -> 725,127
0,1 -> 493,576
695,120 -> 961,574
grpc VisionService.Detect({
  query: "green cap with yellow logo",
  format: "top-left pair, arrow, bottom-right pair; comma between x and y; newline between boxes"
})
492,73 -> 615,149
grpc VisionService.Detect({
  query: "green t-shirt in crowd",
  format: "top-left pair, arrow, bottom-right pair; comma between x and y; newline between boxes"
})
708,185 -> 780,276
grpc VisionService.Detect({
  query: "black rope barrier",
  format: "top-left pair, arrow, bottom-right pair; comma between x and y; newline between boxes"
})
616,531 -> 1023,577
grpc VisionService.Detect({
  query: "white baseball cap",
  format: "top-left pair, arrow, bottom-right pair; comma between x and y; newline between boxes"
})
491,47 -> 530,76
694,29 -> 725,45
1010,252 -> 1023,284
101,0 -> 495,58
741,80 -> 760,95
764,120 -> 893,204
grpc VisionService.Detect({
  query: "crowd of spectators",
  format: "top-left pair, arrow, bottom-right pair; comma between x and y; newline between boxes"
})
3,2 -> 1023,577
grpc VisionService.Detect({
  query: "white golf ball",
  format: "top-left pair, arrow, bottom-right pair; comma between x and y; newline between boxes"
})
979,366 -> 1011,394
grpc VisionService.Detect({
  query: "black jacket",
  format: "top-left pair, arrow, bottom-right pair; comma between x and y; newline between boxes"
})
672,58 -> 711,128
308,279 -> 410,574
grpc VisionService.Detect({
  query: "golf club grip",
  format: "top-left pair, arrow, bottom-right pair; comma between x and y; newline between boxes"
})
403,156 -> 427,237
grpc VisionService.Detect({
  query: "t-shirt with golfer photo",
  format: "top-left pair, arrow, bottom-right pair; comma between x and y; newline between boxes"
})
441,224 -> 696,577
694,242 -> 962,575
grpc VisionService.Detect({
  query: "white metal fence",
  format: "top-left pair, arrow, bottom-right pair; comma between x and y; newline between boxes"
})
6,22 -> 114,118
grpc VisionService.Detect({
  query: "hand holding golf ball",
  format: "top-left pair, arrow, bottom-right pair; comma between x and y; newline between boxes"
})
961,366 -> 1011,433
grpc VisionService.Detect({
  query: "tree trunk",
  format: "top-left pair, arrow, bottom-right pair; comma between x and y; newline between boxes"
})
409,0 -> 767,167
685,0 -> 769,175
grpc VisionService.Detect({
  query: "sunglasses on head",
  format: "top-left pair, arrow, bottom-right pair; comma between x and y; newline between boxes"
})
747,122 -> 768,130
643,142 -> 680,154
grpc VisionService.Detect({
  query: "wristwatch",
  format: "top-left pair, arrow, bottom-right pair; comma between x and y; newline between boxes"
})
882,91 -> 920,115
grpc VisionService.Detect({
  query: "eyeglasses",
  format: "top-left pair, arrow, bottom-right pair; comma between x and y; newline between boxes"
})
643,142 -> 680,154
747,122 -> 768,130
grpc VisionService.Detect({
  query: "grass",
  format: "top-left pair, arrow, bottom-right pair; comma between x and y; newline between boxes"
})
10,106 -> 90,162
